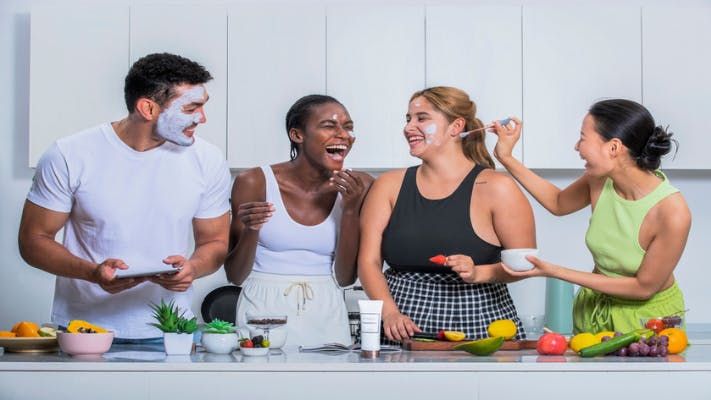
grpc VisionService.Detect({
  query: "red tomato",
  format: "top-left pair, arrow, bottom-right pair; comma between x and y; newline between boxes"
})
645,318 -> 665,333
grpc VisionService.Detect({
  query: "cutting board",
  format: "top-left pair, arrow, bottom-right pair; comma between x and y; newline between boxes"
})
402,339 -> 538,351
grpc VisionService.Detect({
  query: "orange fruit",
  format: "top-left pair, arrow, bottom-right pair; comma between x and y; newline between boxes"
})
11,321 -> 39,333
0,331 -> 16,337
659,327 -> 688,354
14,321 -> 40,337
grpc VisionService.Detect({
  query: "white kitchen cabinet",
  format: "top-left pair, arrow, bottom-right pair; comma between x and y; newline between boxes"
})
522,5 -> 642,169
227,5 -> 326,169
29,6 -> 129,167
326,5 -> 425,170
642,5 -> 711,170
130,5 -> 228,155
426,5 -> 523,169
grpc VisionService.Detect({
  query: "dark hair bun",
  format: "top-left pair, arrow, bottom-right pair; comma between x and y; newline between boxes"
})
636,126 -> 676,170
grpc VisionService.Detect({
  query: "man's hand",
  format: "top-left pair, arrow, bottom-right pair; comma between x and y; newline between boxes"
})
148,255 -> 196,292
93,258 -> 147,294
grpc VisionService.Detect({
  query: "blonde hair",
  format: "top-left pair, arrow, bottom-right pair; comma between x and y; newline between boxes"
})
410,86 -> 495,169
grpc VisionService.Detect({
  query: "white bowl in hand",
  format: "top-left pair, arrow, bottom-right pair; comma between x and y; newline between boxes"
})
501,248 -> 539,271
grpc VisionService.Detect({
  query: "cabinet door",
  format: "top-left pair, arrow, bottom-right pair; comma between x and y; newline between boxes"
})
522,5 -> 642,169
327,5 -> 425,170
29,6 -> 129,167
643,5 -> 711,169
130,5 -> 227,156
227,5 -> 326,169
426,5 -> 522,169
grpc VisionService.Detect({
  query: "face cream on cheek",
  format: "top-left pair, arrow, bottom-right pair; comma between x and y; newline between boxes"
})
358,300 -> 383,358
424,123 -> 437,145
156,86 -> 205,146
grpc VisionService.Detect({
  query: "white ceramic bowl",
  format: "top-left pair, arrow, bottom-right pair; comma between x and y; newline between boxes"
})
248,326 -> 288,349
201,332 -> 238,354
501,248 -> 539,271
240,346 -> 270,356
57,331 -> 114,357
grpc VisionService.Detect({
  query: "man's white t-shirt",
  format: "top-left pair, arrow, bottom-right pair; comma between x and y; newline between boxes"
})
27,123 -> 231,338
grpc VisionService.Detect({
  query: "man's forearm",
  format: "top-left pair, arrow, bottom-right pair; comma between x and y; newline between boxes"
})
19,235 -> 97,282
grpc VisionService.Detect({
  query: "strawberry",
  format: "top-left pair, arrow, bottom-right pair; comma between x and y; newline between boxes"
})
240,339 -> 254,348
437,329 -> 446,341
429,254 -> 447,265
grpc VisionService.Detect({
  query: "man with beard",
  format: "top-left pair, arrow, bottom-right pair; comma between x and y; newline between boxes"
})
18,53 -> 231,341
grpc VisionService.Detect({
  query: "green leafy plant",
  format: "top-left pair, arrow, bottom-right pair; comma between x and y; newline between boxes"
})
148,299 -> 199,334
201,319 -> 237,334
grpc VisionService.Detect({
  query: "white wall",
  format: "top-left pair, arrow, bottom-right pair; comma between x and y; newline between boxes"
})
1,0 -> 710,331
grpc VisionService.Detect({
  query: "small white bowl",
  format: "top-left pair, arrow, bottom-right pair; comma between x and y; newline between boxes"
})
501,248 -> 539,271
239,346 -> 269,356
201,332 -> 238,354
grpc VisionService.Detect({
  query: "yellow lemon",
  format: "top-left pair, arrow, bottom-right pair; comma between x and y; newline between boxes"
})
569,332 -> 598,352
594,331 -> 615,342
443,331 -> 466,341
487,319 -> 517,340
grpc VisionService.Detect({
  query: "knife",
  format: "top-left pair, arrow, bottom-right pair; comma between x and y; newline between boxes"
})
411,332 -> 440,340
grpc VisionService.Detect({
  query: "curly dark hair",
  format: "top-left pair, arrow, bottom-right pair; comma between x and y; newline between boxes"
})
124,53 -> 213,113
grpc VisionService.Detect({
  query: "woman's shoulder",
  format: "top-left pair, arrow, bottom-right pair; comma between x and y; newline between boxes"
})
656,191 -> 691,224
475,168 -> 522,195
232,166 -> 267,196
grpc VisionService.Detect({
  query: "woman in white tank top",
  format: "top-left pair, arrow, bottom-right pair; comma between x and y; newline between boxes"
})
225,95 -> 373,347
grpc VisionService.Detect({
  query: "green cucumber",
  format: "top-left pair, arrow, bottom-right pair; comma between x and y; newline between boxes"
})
578,330 -> 641,357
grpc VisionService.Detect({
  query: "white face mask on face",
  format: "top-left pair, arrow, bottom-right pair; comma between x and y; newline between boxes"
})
156,86 -> 205,146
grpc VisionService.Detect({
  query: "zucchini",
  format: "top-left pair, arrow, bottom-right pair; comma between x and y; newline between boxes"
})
578,330 -> 642,357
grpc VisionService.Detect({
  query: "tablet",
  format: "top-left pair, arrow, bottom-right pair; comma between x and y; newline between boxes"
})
114,266 -> 182,279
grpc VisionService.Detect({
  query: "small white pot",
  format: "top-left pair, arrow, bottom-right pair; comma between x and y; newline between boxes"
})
163,332 -> 194,355
201,332 -> 238,354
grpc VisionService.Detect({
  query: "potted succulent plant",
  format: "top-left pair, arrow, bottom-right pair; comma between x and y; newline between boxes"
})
148,299 -> 198,355
200,319 -> 239,354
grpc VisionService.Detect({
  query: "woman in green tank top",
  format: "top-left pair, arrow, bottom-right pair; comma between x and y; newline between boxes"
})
492,99 -> 690,334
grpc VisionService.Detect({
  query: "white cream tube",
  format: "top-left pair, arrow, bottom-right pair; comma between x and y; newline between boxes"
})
358,300 -> 383,357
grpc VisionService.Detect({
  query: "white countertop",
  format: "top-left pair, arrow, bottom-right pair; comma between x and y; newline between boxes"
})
3,340 -> 711,400
2,340 -> 711,372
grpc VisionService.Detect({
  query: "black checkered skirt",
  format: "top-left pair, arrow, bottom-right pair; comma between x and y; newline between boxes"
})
385,269 -> 526,341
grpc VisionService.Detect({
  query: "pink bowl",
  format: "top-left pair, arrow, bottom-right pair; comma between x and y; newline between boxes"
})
57,331 -> 114,357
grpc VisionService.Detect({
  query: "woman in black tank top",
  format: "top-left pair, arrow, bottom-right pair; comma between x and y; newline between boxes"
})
358,87 -> 536,342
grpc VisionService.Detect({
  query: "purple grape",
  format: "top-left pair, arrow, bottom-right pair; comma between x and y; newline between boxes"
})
618,347 -> 628,357
601,336 -> 611,342
649,345 -> 659,357
628,342 -> 640,353
659,346 -> 668,357
639,343 -> 650,356
659,335 -> 669,344
613,331 -> 622,337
